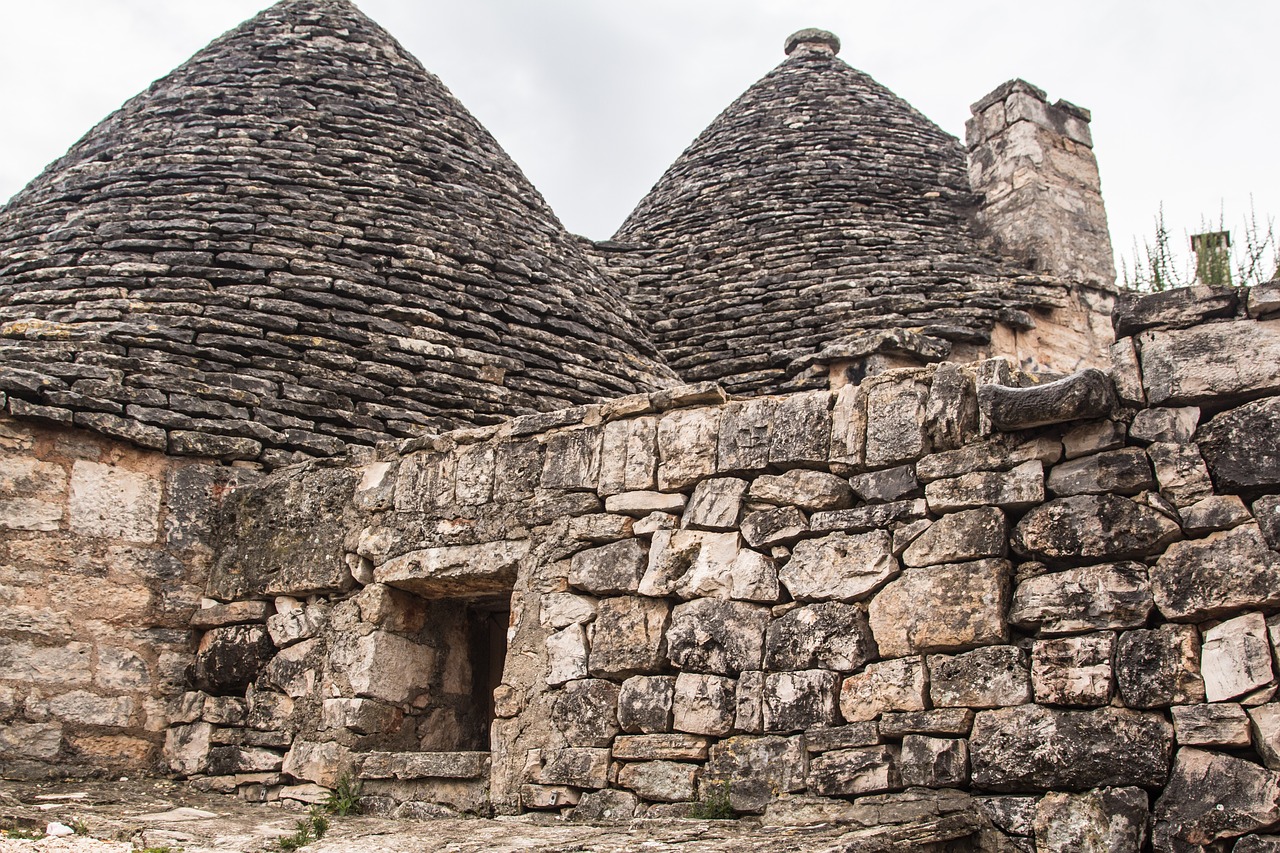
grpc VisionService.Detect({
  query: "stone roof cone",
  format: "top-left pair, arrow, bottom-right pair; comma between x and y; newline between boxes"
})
0,0 -> 674,466
614,29 -> 1042,395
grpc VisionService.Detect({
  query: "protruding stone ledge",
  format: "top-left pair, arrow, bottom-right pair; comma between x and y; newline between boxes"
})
358,751 -> 490,781
978,368 -> 1115,431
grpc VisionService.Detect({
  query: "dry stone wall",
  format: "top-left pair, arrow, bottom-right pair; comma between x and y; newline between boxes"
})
0,415 -> 242,780
161,281 -> 1280,849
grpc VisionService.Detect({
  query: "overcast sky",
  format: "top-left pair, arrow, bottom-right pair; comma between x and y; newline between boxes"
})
1,0 -> 1275,281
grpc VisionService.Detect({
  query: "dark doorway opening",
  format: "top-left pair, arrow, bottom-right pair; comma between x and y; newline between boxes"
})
467,602 -> 510,750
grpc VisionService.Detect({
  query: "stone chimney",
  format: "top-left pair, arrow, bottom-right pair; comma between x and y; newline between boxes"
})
966,80 -> 1116,287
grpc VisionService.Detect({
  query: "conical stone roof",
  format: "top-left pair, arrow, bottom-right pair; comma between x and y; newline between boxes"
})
0,0 -> 674,466
613,31 -> 1053,395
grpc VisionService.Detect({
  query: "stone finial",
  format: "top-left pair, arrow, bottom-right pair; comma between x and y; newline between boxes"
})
785,29 -> 840,56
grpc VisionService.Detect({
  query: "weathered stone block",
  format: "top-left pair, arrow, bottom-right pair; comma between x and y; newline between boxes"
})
717,397 -> 775,473
1012,494 -> 1180,564
642,529 -> 774,601
657,408 -> 720,490
194,625 -> 275,695
164,721 -> 211,776
540,426 -> 602,491
828,384 -> 865,473
807,745 -> 901,796
867,559 -> 1010,658
553,679 -> 620,748
916,434 -> 1062,482
1151,525 -> 1280,621
764,602 -> 876,672
924,459 -> 1044,513
808,498 -> 928,535
539,593 -> 596,629
546,624 -> 590,686
1033,787 -> 1149,853
617,760 -> 698,802
705,735 -> 806,813
1202,612 -> 1275,702
925,362 -> 979,451
618,675 -> 675,734
734,670 -> 764,735
282,740 -> 354,789
569,538 -> 648,595
763,670 -> 840,733
769,391 -> 832,467
1114,284 -> 1238,337
1153,747 -> 1280,849
1131,406 -> 1200,444
322,698 -> 402,736
803,722 -> 881,751
879,709 -> 973,738
588,596 -> 670,679
970,705 -> 1173,791
848,464 -> 919,504
329,630 -> 432,704
266,605 -> 328,648
520,784 -> 580,809
1172,702 -> 1251,747
1147,441 -> 1214,507
1009,561 -> 1152,635
1032,633 -> 1115,707
1061,419 -> 1126,460
603,490 -> 687,516
902,507 -> 1005,567
839,657 -> 927,722
1046,447 -> 1154,497
927,646 -> 1030,709
1251,704 -> 1280,770
597,416 -> 657,496
376,540 -> 529,598
750,469 -> 852,511
682,477 -> 748,530
539,747 -> 610,789
570,789 -> 639,822
1198,397 -> 1280,492
1139,319 -> 1280,405
739,506 -> 807,548
672,672 -> 736,736
260,637 -> 322,698
1115,624 -> 1205,709
979,369 -> 1116,430
864,377 -> 930,467
191,600 -> 272,630
612,733 -> 709,761
899,736 -> 968,788
666,598 -> 768,675
69,460 -> 161,543
780,530 -> 897,602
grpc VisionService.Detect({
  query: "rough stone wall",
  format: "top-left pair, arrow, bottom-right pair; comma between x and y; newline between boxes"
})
149,279 -> 1280,849
0,415 -> 242,779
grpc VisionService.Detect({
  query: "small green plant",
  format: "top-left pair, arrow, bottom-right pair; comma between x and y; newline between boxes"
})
275,808 -> 329,851
324,772 -> 362,816
1,826 -> 46,840
140,847 -> 175,853
688,780 -> 735,820
71,818 -> 90,836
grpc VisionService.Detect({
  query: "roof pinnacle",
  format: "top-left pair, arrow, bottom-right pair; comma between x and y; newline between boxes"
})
784,28 -> 841,56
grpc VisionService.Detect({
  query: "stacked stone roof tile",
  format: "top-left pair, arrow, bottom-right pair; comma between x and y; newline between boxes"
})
0,0 -> 675,467
612,33 -> 1067,396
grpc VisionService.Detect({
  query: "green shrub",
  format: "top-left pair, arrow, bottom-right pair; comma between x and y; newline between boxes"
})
688,781 -> 735,820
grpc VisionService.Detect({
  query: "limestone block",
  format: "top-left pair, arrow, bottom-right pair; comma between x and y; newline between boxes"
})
899,736 -> 968,788
1251,282 -> 1280,318
666,598 -> 768,675
705,735 -> 806,813
266,605 -> 329,648
569,538 -> 649,595
802,722 -> 881,752
190,600 -> 272,630
453,443 -> 495,506
1237,836 -> 1280,853
322,698 -> 402,735
0,639 -> 92,688
890,518 -> 931,556
672,672 -> 736,736
539,593 -> 596,630
520,784 -> 580,809
604,490 -> 687,516
642,529 -> 768,600
902,507 -> 1005,567
1009,561 -> 1152,636
568,513 -> 635,544
1172,703 -> 1251,747
1202,612 -> 1275,702
1046,447 -> 1155,497
1115,624 -> 1205,709
927,646 -> 1030,709
164,721 -> 212,776
1061,419 -> 1126,460
0,496 -> 63,530
618,675 -> 675,734
358,751 -> 489,780
864,377 -> 929,468
1250,704 -> 1280,770
633,511 -> 677,535
978,795 -> 1038,838
68,460 -> 161,542
545,624 -> 589,686
194,625 -> 275,695
260,637 -> 322,698
808,498 -> 928,535
734,671 -> 764,735
764,602 -> 876,672
588,596 -> 670,679
657,408 -> 720,491
878,709 -> 973,738
570,789 -> 639,822
1139,319 -> 1280,405
282,740 -> 353,789
598,416 -> 657,496
739,506 -> 807,548
969,706 -> 1173,791
1110,337 -> 1145,405
22,690 -> 133,728
828,384 -> 866,472
722,548 -> 782,603
613,734 -> 709,761
916,434 -> 1062,482
1032,787 -> 1149,853
924,459 -> 1044,513
1032,633 -> 1115,707
1114,284 -> 1238,337
617,760 -> 698,802
1146,441 -> 1214,507
925,362 -> 978,452
1179,497 -> 1251,540
1153,747 -> 1280,849
1151,525 -> 1280,622
867,560 -> 1010,658
378,538 -> 528,598
769,390 -> 832,466
763,670 -> 840,733
1131,406 -> 1200,444
552,679 -> 620,748
978,369 -> 1116,430
682,477 -> 748,530
848,464 -> 919,504
717,397 -> 775,473
540,426 -> 602,491
539,747 -> 610,789
329,630 -> 433,703
780,530 -> 897,603
807,745 -> 901,797
1013,494 -> 1180,564
750,469 -> 852,511
199,695 -> 244,727
839,657 -> 928,722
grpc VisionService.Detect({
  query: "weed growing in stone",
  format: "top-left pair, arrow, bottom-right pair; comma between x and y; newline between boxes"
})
276,809 -> 329,851
324,773 -> 362,816
688,781 -> 735,820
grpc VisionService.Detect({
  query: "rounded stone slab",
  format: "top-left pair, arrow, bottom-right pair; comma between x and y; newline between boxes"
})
784,28 -> 841,55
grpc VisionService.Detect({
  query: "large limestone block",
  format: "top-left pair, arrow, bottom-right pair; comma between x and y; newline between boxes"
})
969,706 -> 1173,791
839,657 -> 927,722
682,477 -> 748,530
1009,562 -> 1153,635
828,384 -> 866,473
864,377 -> 930,468
1115,624 -> 1205,709
283,740 -> 353,789
979,369 -> 1116,430
733,670 -> 765,735
807,745 -> 901,797
764,602 -> 876,672
1113,284 -> 1238,337
1032,787 -> 1149,853
612,733 -> 709,761
1131,406 -> 1200,444
1032,633 -> 1115,707
617,760 -> 698,802
763,670 -> 840,733
867,560 -> 1010,658
1198,397 -> 1280,492
1252,704 -> 1280,770
642,529 -> 776,601
1012,495 -> 1181,564
1146,442 -> 1214,507
1153,747 -> 1280,848
673,672 -> 736,736
1172,703 -> 1252,748
717,397 -> 776,473
539,593 -> 597,630
749,469 -> 852,511
553,679 -> 620,748
916,434 -> 1062,482
902,507 -> 1005,567
899,736 -> 968,788
1139,319 -> 1280,405
1201,612 -> 1275,702
68,460 -> 161,542
604,491 -> 687,516
848,464 -> 919,504
193,625 -> 274,695
924,460 -> 1044,513
329,630 -> 433,704
597,416 -> 657,496
779,530 -> 898,602
545,624 -> 589,686
1150,525 -> 1280,621
768,391 -> 832,467
739,506 -> 807,549
376,540 -> 529,598
927,646 -> 1030,709
539,747 -> 610,789
618,676 -> 675,734
705,735 -> 806,813
666,599 -> 768,675
569,538 -> 648,595
1046,447 -> 1155,497
657,408 -> 720,490
540,426 -> 602,490
587,596 -> 670,679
